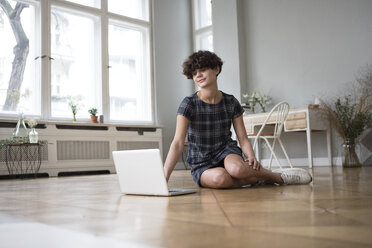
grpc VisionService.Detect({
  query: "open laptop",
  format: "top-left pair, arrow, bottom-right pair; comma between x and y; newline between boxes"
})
112,149 -> 197,196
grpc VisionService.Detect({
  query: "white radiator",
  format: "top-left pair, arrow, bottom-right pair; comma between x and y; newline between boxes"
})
0,121 -> 163,177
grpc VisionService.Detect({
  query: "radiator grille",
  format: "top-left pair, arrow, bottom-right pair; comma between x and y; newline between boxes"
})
117,141 -> 159,151
57,140 -> 110,160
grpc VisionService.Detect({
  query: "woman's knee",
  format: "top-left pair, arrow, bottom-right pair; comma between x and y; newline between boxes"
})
225,160 -> 247,178
202,169 -> 233,188
212,171 -> 233,188
226,163 -> 260,183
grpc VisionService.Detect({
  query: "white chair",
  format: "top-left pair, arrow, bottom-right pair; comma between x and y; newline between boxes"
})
248,102 -> 293,170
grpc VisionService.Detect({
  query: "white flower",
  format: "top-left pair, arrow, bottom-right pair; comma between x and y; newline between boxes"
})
27,118 -> 38,128
242,90 -> 272,112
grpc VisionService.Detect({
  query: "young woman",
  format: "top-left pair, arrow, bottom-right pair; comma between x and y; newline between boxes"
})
163,50 -> 311,189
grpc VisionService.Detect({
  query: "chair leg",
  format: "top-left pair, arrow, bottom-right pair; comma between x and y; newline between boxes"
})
255,139 -> 260,161
278,138 -> 293,168
262,137 -> 283,170
249,137 -> 260,161
269,152 -> 273,170
268,138 -> 278,170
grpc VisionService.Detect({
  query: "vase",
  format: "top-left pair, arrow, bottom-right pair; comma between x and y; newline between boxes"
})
342,139 -> 361,168
29,128 -> 38,143
12,113 -> 29,143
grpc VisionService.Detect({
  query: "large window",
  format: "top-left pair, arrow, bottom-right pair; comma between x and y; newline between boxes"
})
108,0 -> 149,21
63,0 -> 100,8
0,1 -> 41,116
50,6 -> 101,119
108,21 -> 151,122
192,0 -> 213,51
0,0 -> 152,123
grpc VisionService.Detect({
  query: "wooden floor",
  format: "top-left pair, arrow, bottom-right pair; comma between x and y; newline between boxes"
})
1,166 -> 372,248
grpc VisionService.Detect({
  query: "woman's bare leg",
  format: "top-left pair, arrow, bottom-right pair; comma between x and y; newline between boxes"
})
224,154 -> 283,184
200,167 -> 249,189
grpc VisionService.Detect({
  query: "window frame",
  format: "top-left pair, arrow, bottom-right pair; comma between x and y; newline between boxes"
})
107,17 -> 152,124
48,2 -> 103,121
1,0 -> 154,124
191,0 -> 213,52
0,0 -> 42,119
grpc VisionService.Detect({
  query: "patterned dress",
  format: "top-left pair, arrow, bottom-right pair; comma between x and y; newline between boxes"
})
177,91 -> 245,186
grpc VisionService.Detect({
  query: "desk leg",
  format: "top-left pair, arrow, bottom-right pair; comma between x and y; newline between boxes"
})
327,127 -> 333,166
306,129 -> 313,168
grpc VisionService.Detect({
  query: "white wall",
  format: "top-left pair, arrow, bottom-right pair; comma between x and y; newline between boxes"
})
241,0 -> 372,108
212,0 -> 244,99
152,0 -> 372,166
238,0 -> 372,165
208,0 -> 372,165
152,0 -> 194,160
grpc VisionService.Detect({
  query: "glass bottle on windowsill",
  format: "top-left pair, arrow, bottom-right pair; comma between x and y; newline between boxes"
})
12,113 -> 29,143
29,128 -> 38,143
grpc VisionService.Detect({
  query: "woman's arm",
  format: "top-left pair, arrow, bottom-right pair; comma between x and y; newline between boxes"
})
232,115 -> 261,170
163,115 -> 189,181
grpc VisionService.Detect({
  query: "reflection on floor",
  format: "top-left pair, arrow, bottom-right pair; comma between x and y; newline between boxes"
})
0,166 -> 372,248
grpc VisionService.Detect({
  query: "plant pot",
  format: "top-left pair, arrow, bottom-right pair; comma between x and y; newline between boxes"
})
90,115 -> 98,123
342,139 -> 361,168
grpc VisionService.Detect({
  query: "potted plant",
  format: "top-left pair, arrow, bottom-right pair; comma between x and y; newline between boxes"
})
69,101 -> 79,122
320,67 -> 372,167
88,107 -> 98,123
242,90 -> 272,113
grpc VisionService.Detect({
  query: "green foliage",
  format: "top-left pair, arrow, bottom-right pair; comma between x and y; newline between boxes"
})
0,139 -> 47,148
0,139 -> 16,148
243,91 -> 272,113
88,107 -> 98,116
333,96 -> 372,141
69,101 -> 78,115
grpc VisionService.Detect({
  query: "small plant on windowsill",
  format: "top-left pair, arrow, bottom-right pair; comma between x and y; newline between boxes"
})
88,107 -> 98,123
69,101 -> 79,122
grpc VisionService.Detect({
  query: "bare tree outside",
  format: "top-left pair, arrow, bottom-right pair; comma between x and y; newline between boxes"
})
0,0 -> 29,111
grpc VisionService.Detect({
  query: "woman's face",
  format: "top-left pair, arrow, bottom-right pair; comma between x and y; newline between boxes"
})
192,67 -> 219,88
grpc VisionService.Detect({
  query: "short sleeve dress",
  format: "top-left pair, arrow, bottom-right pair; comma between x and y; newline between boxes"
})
177,91 -> 245,186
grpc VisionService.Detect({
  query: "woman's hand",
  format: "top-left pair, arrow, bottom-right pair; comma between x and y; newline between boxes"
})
245,157 -> 261,171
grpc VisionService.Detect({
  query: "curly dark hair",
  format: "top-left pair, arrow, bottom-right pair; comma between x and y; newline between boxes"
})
182,50 -> 223,79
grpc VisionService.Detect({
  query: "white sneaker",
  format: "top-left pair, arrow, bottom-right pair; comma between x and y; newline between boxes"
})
273,168 -> 312,185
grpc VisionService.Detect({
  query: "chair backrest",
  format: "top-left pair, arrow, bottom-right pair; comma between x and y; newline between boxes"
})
252,102 -> 290,149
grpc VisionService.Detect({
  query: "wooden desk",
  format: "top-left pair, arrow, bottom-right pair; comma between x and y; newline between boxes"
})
243,106 -> 332,168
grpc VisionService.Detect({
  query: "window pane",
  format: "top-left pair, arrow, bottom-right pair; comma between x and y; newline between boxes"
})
194,0 -> 212,29
108,0 -> 149,21
51,7 -> 101,119
109,22 -> 151,122
0,1 -> 41,116
196,32 -> 213,51
61,0 -> 100,8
